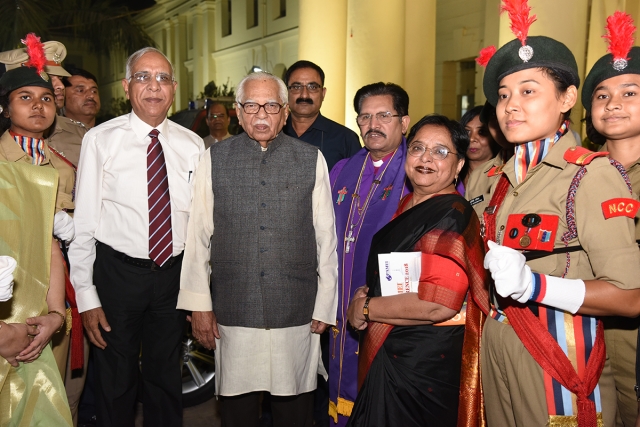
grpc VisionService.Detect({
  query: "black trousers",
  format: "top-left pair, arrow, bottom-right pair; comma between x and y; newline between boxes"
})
93,243 -> 186,427
221,391 -> 314,427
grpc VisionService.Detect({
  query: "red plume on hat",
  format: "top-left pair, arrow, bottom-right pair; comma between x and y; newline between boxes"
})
501,0 -> 537,46
476,46 -> 497,67
603,11 -> 636,71
21,33 -> 47,78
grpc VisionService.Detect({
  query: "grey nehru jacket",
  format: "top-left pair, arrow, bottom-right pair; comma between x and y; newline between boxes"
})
209,132 -> 319,328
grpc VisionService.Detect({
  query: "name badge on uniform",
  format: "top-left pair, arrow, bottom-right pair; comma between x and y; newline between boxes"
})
469,195 -> 484,206
503,213 -> 559,252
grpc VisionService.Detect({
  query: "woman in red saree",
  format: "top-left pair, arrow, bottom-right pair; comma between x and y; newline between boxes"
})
346,114 -> 489,427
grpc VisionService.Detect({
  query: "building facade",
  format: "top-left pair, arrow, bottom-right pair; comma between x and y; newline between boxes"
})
70,0 -> 640,136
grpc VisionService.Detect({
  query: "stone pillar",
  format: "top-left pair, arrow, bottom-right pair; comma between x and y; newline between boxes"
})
404,0 -> 436,122
298,0 -> 348,125
200,2 -> 217,89
344,0 -> 406,133
172,15 -> 189,111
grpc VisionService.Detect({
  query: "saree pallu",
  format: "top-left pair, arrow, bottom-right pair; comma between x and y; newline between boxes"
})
347,193 -> 490,427
0,161 -> 72,427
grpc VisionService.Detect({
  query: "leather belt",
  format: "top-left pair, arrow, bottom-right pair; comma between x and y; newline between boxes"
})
97,242 -> 183,271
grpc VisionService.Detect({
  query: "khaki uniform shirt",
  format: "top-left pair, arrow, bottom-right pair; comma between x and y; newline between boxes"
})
466,155 -> 504,215
0,130 -> 75,213
601,142 -> 640,239
599,143 -> 640,427
488,133 -> 640,287
47,116 -> 88,168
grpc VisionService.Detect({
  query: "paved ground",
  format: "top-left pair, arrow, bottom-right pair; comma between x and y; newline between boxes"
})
134,397 -> 221,427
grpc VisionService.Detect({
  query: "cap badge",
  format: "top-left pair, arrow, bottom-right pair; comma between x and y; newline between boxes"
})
53,52 -> 62,64
40,70 -> 49,82
518,45 -> 534,62
612,58 -> 628,71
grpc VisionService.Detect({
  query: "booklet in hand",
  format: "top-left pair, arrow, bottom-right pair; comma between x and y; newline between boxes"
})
377,252 -> 422,297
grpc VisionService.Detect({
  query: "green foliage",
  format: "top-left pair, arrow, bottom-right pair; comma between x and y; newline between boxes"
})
109,96 -> 131,116
0,0 -> 155,54
199,80 -> 235,99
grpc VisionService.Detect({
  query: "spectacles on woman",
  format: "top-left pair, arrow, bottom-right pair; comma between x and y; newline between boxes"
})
408,144 -> 457,160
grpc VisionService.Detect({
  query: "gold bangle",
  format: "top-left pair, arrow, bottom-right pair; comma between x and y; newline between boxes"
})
48,310 -> 65,333
363,297 -> 371,323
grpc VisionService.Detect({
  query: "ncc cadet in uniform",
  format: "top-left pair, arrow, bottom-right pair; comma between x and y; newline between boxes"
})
477,1 -> 640,426
0,41 -> 88,168
464,101 -> 512,216
582,11 -> 640,427
0,39 -> 87,425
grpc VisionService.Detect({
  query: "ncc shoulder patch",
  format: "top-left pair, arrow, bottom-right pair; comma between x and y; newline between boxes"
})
601,198 -> 640,219
487,165 -> 504,177
563,146 -> 609,166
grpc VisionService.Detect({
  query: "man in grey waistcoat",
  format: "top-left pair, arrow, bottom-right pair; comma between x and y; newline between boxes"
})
178,71 -> 338,427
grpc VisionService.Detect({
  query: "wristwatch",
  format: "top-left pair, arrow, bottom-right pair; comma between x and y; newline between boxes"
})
363,297 -> 371,322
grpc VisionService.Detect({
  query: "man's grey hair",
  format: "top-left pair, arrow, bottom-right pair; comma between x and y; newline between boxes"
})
235,71 -> 288,105
125,47 -> 175,80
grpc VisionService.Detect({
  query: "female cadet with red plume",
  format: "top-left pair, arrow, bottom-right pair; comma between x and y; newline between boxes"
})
479,1 -> 640,426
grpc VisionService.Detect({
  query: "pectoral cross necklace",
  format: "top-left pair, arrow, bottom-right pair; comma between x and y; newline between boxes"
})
344,151 -> 397,253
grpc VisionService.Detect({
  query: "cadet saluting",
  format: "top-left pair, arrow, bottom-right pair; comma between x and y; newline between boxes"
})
479,1 -> 640,426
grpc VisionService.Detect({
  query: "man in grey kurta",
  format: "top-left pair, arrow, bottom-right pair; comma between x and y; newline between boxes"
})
178,71 -> 338,427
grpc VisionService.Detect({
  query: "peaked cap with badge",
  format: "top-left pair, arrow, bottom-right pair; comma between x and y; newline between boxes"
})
582,11 -> 639,112
0,39 -> 70,78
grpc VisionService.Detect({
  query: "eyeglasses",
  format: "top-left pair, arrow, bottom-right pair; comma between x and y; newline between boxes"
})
287,83 -> 322,93
408,144 -> 458,160
356,112 -> 402,126
208,114 -> 227,120
237,102 -> 283,114
129,72 -> 175,85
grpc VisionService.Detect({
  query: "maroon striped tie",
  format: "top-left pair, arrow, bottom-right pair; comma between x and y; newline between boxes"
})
147,129 -> 173,266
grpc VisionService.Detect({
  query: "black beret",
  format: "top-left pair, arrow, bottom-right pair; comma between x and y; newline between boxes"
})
483,36 -> 580,107
582,46 -> 640,112
0,66 -> 53,94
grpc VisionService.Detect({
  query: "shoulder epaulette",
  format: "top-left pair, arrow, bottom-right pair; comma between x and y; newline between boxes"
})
487,164 -> 504,177
563,146 -> 609,166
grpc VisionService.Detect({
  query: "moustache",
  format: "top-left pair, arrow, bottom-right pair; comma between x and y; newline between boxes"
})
365,129 -> 387,139
296,98 -> 313,105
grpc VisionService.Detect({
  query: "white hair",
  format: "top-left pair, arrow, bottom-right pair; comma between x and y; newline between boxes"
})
125,47 -> 175,80
235,71 -> 288,105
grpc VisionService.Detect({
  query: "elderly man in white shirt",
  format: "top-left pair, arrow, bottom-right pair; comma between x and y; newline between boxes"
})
179,71 -> 337,427
69,47 -> 203,427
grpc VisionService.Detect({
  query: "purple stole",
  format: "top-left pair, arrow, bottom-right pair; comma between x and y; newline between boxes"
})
328,141 -> 409,424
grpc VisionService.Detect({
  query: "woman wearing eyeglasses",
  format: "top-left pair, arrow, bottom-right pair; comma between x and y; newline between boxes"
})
345,114 -> 488,427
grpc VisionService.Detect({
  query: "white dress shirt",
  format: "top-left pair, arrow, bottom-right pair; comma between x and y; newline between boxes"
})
70,112 -> 204,313
178,145 -> 338,395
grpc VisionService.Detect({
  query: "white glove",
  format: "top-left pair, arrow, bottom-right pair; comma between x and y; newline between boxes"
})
484,240 -> 533,303
53,211 -> 75,242
0,256 -> 17,302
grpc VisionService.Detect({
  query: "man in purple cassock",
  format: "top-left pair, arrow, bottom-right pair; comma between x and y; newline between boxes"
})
328,82 -> 411,426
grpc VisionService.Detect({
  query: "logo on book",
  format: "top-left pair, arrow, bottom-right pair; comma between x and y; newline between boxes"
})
384,261 -> 392,281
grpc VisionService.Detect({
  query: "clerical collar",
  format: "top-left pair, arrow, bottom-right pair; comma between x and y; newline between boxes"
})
373,151 -> 395,173
11,130 -> 45,165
